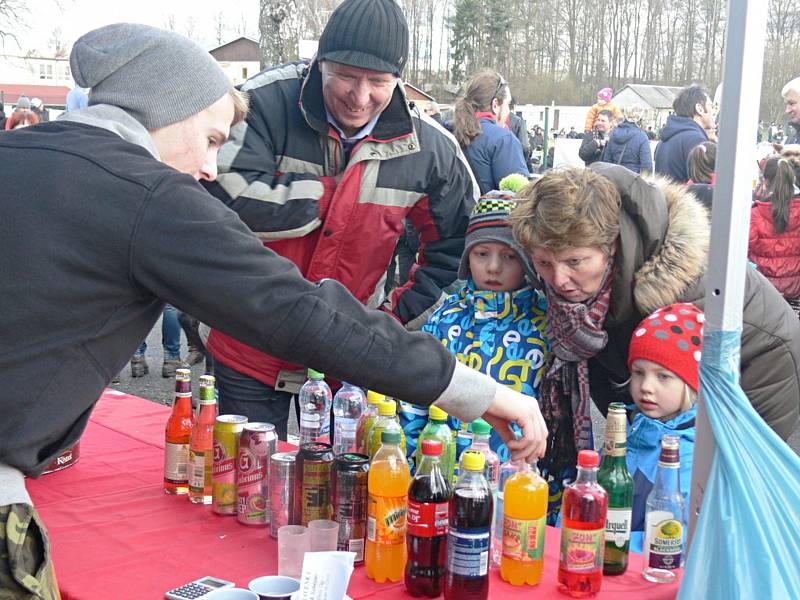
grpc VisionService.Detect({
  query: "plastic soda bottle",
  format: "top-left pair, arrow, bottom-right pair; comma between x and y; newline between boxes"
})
416,406 -> 455,482
642,434 -> 685,583
367,400 -> 406,459
298,369 -> 332,444
458,419 -> 499,489
444,450 -> 492,600
453,421 -> 473,482
357,391 -> 384,454
188,374 -> 217,504
500,461 -> 548,585
164,368 -> 195,494
558,450 -> 608,597
332,382 -> 366,454
406,440 -> 452,597
366,430 -> 411,583
597,403 -> 634,575
492,459 -> 521,567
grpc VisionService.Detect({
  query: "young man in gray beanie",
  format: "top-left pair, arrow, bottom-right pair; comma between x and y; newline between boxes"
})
0,22 -> 545,598
203,0 -> 481,437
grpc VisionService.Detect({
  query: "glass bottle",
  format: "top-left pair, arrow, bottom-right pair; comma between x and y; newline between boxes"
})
558,450 -> 608,597
406,439 -> 452,597
298,369 -> 332,444
188,374 -> 217,504
597,403 -> 634,575
164,368 -> 195,495
642,434 -> 685,584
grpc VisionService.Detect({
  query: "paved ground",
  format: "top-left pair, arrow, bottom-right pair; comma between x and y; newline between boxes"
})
112,315 -> 800,456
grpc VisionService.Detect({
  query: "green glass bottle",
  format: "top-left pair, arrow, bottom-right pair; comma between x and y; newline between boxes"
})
597,402 -> 634,575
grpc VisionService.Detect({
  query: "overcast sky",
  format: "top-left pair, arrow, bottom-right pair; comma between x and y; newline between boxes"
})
3,0 -> 260,54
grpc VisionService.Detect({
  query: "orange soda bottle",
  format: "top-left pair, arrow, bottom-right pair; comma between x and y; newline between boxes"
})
366,429 -> 411,583
164,368 -> 195,494
188,374 -> 217,504
500,461 -> 548,585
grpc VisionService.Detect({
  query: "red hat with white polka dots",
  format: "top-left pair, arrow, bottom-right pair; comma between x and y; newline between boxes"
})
627,303 -> 704,391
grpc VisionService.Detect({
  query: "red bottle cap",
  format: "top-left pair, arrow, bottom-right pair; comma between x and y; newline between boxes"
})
421,440 -> 443,456
577,449 -> 600,468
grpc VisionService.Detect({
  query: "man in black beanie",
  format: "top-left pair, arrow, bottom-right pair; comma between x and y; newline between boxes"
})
0,22 -> 546,598
203,0 -> 480,435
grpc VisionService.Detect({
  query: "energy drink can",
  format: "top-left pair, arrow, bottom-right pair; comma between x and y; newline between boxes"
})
333,453 -> 370,563
236,422 -> 277,526
212,414 -> 247,515
269,451 -> 297,538
293,443 -> 334,526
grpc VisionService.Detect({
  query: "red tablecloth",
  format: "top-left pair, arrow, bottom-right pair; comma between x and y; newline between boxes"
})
26,390 -> 681,599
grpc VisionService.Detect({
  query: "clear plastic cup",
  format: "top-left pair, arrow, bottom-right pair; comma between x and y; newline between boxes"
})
277,525 -> 309,579
307,519 -> 339,552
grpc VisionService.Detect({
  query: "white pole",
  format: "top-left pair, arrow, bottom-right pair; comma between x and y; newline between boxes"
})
687,0 -> 768,549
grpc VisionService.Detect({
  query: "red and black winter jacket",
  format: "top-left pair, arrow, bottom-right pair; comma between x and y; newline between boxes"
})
203,60 -> 478,388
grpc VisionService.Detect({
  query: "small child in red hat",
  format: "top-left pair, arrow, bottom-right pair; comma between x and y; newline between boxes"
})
624,302 -> 704,552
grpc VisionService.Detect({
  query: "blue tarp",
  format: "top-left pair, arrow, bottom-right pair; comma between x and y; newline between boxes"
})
678,330 -> 800,598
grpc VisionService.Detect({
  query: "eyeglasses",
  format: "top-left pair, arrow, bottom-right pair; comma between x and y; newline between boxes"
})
493,77 -> 507,101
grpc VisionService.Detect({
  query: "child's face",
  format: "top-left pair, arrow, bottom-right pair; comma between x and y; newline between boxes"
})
629,359 -> 687,421
468,242 -> 526,292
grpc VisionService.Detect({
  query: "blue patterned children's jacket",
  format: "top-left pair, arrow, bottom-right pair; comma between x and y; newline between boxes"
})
400,278 -> 550,466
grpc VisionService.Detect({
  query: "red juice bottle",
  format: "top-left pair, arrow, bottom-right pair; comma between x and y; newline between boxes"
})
558,450 -> 608,598
406,440 -> 452,597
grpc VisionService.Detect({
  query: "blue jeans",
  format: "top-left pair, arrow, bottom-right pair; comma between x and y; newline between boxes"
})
214,361 -> 295,440
136,304 -> 181,359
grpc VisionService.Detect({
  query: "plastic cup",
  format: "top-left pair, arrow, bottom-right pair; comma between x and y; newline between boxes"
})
278,525 -> 309,579
248,575 -> 301,600
307,519 -> 339,552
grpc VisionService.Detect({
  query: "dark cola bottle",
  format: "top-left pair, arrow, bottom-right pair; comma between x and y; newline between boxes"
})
406,439 -> 452,597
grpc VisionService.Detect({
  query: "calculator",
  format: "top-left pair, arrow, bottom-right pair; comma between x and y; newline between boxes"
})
165,576 -> 236,599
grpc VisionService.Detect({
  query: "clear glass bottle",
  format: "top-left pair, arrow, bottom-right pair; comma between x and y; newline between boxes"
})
597,403 -> 634,575
642,434 -> 685,584
188,374 -> 217,504
332,382 -> 366,454
298,369 -> 332,444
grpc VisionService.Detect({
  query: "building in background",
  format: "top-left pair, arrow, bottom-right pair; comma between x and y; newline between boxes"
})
612,84 -> 684,129
208,37 -> 261,86
0,52 -> 73,113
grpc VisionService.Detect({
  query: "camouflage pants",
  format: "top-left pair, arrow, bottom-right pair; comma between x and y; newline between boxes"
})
0,505 -> 60,600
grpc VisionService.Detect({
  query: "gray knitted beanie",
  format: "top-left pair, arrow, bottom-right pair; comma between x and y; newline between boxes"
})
70,23 -> 232,129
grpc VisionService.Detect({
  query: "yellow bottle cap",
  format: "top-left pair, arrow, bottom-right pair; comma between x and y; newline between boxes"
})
367,391 -> 385,405
377,400 -> 397,416
462,450 -> 485,472
428,405 -> 448,421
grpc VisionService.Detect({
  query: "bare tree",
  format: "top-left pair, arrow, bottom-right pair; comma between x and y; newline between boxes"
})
259,0 -> 298,69
213,12 -> 228,45
0,0 -> 27,45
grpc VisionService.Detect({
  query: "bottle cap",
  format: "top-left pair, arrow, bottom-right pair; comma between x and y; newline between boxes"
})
421,439 -> 443,456
307,368 -> 324,380
377,400 -> 397,416
577,449 -> 600,468
462,450 -> 485,471
428,405 -> 448,421
381,430 -> 401,444
470,419 -> 491,435
175,368 -> 191,381
608,402 -> 627,414
366,391 -> 385,405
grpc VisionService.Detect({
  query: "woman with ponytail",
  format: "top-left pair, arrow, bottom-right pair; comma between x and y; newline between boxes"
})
749,155 -> 800,316
452,69 -> 528,194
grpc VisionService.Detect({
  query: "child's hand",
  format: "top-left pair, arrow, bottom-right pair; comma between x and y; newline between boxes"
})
482,384 -> 548,463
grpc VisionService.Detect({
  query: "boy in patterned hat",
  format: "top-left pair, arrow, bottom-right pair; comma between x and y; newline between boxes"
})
400,191 -> 550,469
625,302 -> 704,551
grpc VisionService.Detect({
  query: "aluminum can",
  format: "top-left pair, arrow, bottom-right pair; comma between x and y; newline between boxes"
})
269,451 -> 297,538
236,422 -> 277,526
212,414 -> 247,515
293,443 -> 334,526
333,453 -> 370,563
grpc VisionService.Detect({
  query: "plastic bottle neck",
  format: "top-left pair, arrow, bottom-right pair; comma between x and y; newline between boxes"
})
417,454 -> 442,475
576,465 -> 598,484
470,433 -> 490,447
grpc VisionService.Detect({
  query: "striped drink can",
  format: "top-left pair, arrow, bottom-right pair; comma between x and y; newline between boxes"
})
236,422 -> 277,526
269,451 -> 297,538
212,414 -> 248,515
